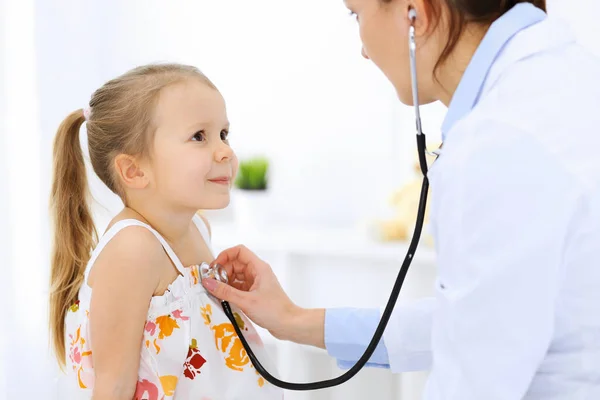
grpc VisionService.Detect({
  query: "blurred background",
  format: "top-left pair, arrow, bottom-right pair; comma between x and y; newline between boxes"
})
1,0 -> 598,399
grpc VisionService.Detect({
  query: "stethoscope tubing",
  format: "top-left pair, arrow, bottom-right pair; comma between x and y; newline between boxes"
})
209,10 -> 436,391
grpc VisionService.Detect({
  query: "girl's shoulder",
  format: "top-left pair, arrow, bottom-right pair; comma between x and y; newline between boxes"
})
86,219 -> 171,292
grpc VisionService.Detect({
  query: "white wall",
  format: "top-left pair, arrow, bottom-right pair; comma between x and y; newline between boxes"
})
0,0 -> 9,397
2,0 -> 52,398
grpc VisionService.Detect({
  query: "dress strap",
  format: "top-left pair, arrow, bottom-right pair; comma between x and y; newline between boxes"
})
192,213 -> 214,256
192,214 -> 210,242
84,219 -> 186,284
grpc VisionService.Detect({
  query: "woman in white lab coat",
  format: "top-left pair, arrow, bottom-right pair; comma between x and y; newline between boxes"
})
202,0 -> 600,398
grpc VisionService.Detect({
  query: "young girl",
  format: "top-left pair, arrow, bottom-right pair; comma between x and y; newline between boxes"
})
49,63 -> 282,399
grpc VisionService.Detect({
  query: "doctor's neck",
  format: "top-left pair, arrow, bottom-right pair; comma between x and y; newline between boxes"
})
432,24 -> 489,107
382,0 -> 547,107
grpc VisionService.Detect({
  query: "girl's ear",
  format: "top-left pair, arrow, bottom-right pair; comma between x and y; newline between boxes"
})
114,154 -> 150,190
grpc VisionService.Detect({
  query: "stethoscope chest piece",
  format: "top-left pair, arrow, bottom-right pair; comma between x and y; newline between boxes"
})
200,262 -> 229,284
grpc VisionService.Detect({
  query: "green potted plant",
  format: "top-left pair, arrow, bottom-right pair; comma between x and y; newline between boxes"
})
233,156 -> 270,228
234,156 -> 269,191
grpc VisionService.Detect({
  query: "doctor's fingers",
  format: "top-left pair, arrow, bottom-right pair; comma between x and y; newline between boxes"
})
220,263 -> 256,289
214,247 -> 272,280
216,258 -> 259,283
213,244 -> 268,270
230,278 -> 253,292
203,278 -> 251,306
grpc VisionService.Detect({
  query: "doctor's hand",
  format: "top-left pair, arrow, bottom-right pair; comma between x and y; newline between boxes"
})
202,245 -> 326,349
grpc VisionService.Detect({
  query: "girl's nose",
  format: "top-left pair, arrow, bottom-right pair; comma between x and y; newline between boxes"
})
215,142 -> 233,162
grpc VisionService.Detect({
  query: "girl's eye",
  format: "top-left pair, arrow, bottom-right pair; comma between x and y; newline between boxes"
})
220,129 -> 229,141
349,11 -> 358,21
192,131 -> 205,142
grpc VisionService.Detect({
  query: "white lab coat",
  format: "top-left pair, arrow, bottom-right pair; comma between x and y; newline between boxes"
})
382,13 -> 600,400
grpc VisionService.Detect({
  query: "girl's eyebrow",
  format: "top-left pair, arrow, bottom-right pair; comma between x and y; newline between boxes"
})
186,120 -> 230,131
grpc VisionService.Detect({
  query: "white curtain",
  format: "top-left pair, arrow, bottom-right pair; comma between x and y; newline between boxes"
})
2,0 -> 51,398
0,0 -> 8,396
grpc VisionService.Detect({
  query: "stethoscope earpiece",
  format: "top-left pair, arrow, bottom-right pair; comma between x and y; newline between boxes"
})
408,8 -> 417,23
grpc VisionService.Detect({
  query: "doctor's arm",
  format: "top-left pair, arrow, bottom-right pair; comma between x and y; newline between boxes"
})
422,123 -> 574,399
325,300 -> 436,370
202,243 -> 437,370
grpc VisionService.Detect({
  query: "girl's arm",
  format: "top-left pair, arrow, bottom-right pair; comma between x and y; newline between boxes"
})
88,226 -> 165,400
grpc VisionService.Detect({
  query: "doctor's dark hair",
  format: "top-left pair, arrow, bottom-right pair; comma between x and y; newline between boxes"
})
49,63 -> 217,367
384,0 -> 547,74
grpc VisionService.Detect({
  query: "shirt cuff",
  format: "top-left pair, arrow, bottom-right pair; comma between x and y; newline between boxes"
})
324,307 -> 391,369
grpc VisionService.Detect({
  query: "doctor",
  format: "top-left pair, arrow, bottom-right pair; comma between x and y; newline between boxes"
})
202,0 -> 600,398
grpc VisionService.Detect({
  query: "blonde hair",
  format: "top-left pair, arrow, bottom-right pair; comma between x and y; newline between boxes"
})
49,63 -> 217,366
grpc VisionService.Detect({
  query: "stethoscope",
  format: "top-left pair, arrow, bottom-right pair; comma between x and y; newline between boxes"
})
201,8 -> 437,391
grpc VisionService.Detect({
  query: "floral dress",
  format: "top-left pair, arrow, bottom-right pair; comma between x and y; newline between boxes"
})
64,216 -> 283,399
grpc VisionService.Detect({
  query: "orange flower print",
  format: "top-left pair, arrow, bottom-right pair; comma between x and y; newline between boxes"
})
156,315 -> 180,339
144,309 -> 188,355
212,322 -> 250,371
202,305 -> 265,376
256,369 -> 266,387
68,325 -> 94,389
153,339 -> 161,354
201,304 -> 212,325
159,375 -> 178,396
201,303 -> 248,371
191,264 -> 200,285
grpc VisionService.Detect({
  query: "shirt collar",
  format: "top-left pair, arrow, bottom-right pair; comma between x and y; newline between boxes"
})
441,3 -> 547,140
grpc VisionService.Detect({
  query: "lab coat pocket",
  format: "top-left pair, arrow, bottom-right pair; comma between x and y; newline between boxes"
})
434,262 -> 479,304
434,275 -> 456,306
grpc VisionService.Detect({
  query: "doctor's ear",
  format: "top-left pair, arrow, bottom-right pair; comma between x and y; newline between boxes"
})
405,1 -> 434,34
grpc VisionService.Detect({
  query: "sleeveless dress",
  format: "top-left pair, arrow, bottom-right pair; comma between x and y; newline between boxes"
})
64,215 -> 283,399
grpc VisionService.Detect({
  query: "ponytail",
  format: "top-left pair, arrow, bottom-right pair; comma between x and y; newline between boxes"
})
49,109 -> 98,367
